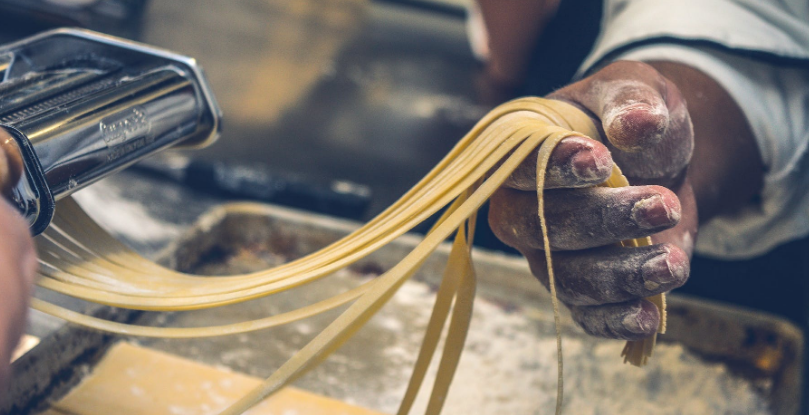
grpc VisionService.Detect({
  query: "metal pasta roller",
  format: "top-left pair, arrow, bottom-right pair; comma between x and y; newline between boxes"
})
0,29 -> 221,235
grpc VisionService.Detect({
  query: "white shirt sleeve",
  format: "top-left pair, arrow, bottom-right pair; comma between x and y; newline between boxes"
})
580,0 -> 809,73
576,0 -> 809,259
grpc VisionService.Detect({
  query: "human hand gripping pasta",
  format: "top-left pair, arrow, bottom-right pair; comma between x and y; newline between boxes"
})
490,61 -> 695,346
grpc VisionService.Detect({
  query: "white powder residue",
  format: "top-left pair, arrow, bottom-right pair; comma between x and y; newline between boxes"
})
143,246 -> 774,415
130,386 -> 145,397
369,278 -> 772,415
73,186 -> 180,243
168,404 -> 196,415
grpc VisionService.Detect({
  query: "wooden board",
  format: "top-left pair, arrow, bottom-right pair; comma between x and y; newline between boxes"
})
40,342 -> 386,415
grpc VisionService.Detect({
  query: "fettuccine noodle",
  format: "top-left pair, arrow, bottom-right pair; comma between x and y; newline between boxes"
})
30,97 -> 665,415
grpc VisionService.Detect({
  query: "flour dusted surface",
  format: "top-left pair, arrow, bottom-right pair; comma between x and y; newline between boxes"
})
143,255 -> 771,415
385,280 -> 771,415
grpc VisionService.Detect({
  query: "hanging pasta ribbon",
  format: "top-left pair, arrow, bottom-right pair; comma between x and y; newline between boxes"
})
30,97 -> 665,415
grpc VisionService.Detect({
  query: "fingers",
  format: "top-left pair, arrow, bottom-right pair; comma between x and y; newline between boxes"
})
489,185 -> 681,250
596,77 -> 670,152
503,135 -> 614,191
0,199 -> 37,286
0,198 -> 37,392
549,61 -> 694,184
522,243 -> 689,306
0,128 -> 24,197
519,241 -> 688,341
489,61 -> 696,342
548,61 -> 671,150
0,200 -> 36,292
570,299 -> 661,341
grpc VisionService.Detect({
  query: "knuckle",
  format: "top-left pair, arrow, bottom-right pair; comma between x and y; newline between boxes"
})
488,189 -> 536,249
569,306 -> 603,336
524,250 -> 550,286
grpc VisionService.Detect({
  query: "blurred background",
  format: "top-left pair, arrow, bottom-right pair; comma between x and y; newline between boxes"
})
0,0 -> 484,220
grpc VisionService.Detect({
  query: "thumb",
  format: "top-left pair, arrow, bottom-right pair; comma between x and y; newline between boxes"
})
1,128 -> 24,197
598,78 -> 669,152
550,61 -> 693,184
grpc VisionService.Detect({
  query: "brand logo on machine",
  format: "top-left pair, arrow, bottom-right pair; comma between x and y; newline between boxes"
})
99,106 -> 151,147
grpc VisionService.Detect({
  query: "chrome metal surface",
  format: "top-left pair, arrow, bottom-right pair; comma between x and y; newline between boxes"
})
19,69 -> 198,197
0,29 -> 221,234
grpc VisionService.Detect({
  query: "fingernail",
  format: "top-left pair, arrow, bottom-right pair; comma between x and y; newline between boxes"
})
641,248 -> 687,290
622,303 -> 656,335
631,195 -> 677,229
569,145 -> 611,183
604,103 -> 668,151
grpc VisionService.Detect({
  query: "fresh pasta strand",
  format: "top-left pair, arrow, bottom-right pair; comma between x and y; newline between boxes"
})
30,97 -> 665,415
536,132 -> 568,415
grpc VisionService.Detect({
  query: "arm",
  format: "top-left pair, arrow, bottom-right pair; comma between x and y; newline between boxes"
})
488,60 -> 763,339
474,0 -> 560,89
0,134 -> 38,393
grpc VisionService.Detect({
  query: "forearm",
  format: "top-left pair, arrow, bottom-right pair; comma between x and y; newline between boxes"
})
476,0 -> 559,86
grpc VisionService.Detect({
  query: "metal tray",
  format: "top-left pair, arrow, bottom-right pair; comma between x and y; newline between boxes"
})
11,202 -> 804,415
152,203 -> 802,414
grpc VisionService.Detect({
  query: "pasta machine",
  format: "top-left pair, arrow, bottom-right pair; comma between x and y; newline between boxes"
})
0,28 -> 221,234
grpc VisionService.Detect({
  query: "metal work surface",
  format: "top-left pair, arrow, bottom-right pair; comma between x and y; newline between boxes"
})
142,204 -> 803,415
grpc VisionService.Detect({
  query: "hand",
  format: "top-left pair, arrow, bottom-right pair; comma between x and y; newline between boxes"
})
0,131 -> 37,394
489,61 -> 697,340
473,0 -> 560,104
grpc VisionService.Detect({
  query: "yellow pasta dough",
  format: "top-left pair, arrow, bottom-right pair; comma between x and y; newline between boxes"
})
31,97 -> 665,415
